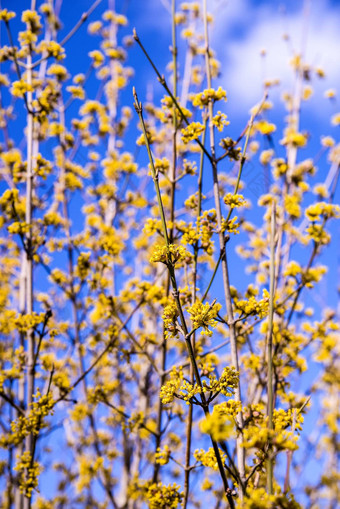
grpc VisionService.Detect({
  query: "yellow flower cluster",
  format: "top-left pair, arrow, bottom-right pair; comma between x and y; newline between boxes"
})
47,64 -> 68,81
150,243 -> 192,266
76,455 -> 104,493
222,216 -> 240,234
2,391 -> 54,448
22,10 -> 42,32
284,261 -> 327,287
302,265 -> 327,287
255,119 -> 276,135
214,399 -> 242,418
281,128 -> 307,147
162,300 -> 179,339
237,487 -> 301,509
193,447 -> 226,471
14,451 -> 41,498
184,191 -> 206,210
155,445 -> 171,465
200,411 -> 234,441
197,209 -> 217,254
14,312 -> 45,333
187,300 -> 221,336
75,252 -> 91,280
160,95 -> 192,124
39,40 -> 65,60
181,121 -> 205,143
331,112 -> 340,126
212,111 -> 229,131
0,9 -> 16,21
160,366 -> 238,406
180,222 -> 200,245
241,406 -> 303,454
306,224 -> 330,245
160,367 -> 183,405
224,193 -> 246,208
284,193 -> 302,219
7,221 -> 31,235
178,379 -> 203,403
235,289 -> 270,319
205,366 -> 239,396
192,86 -> 227,108
144,482 -> 183,509
305,202 -> 340,222
273,408 -> 303,433
242,425 -> 298,452
11,80 -> 33,98
98,226 -> 124,257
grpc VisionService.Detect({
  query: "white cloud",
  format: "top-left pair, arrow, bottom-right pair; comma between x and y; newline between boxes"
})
212,0 -> 340,115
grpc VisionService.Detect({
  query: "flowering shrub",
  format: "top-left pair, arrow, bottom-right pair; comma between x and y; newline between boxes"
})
0,2 -> 339,509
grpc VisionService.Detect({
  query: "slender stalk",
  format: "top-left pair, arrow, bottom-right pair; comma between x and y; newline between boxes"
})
266,202 -> 276,494
23,47 -> 35,509
183,108 -> 207,509
15,258 -> 26,509
202,0 -> 246,493
153,0 -> 179,484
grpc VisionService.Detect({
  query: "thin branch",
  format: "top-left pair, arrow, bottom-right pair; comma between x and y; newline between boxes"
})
266,201 -> 276,494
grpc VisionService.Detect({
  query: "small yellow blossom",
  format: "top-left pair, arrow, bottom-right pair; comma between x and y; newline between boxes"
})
224,193 -> 246,208
255,119 -> 276,135
193,448 -> 226,471
212,111 -> 229,131
160,367 -> 183,405
324,89 -> 336,99
181,121 -> 205,143
187,300 -> 221,336
331,112 -> 340,126
47,64 -> 68,81
155,445 -> 171,465
192,86 -> 227,108
0,9 -> 16,21
150,243 -> 192,265
281,128 -> 307,147
235,289 -> 270,319
321,136 -> 335,147
144,482 -> 183,509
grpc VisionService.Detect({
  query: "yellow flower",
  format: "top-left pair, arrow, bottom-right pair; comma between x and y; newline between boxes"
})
200,412 -> 234,441
155,445 -> 171,465
89,50 -> 104,67
224,193 -> 246,208
22,10 -> 42,32
181,121 -> 205,143
11,80 -> 33,97
255,119 -> 276,135
144,482 -> 183,509
331,112 -> 340,126
281,128 -> 307,147
187,300 -> 221,336
47,64 -> 68,81
194,447 -> 226,471
324,89 -> 336,99
192,86 -> 227,108
160,367 -> 183,405
284,193 -> 301,219
212,111 -> 229,131
0,9 -> 16,21
150,243 -> 192,265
